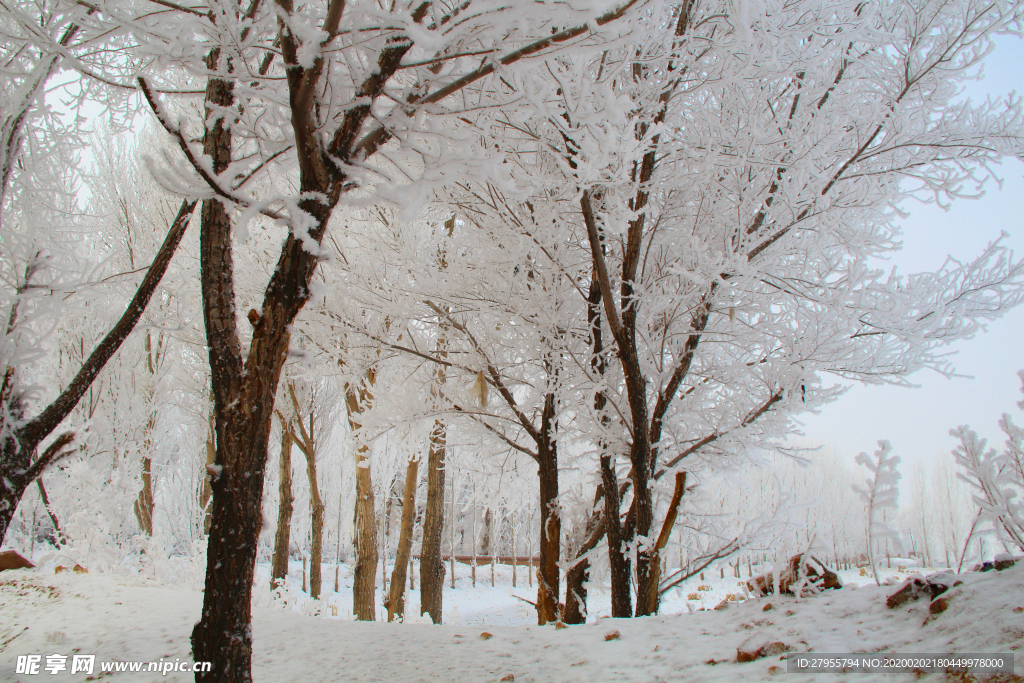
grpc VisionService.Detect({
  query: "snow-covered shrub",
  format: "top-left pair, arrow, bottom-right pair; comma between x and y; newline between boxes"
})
951,372 -> 1024,554
853,440 -> 903,585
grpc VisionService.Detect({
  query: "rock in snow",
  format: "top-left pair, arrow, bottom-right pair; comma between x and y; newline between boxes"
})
886,571 -> 962,609
0,549 -> 34,571
746,554 -> 842,596
994,553 -> 1017,571
736,634 -> 792,662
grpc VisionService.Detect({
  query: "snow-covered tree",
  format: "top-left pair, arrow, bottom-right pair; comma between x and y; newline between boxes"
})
951,371 -> 1024,554
854,440 -> 903,585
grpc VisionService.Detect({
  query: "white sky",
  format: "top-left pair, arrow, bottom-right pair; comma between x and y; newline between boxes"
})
792,35 -> 1024,472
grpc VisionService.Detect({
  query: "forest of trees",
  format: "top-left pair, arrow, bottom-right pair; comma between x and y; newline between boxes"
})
2,0 -> 1024,680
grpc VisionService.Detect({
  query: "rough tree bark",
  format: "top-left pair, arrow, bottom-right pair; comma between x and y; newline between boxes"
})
420,419 -> 447,623
536,391 -> 560,625
387,456 -> 419,621
347,374 -> 378,621
270,425 -> 293,591
420,220 -> 452,623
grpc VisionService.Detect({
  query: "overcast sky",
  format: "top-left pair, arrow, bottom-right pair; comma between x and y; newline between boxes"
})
792,35 -> 1024,473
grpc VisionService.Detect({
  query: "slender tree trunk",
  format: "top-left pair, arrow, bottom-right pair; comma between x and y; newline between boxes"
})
334,489 -> 343,593
134,332 -> 160,536
420,275 -> 450,623
536,392 -> 560,625
271,427 -> 294,591
387,456 -> 419,621
420,420 -> 447,623
302,438 -> 323,599
35,479 -> 62,542
133,455 -> 154,535
481,508 -> 492,556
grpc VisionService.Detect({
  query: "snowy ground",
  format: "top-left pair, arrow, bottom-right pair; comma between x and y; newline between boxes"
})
2,558 -> 1022,682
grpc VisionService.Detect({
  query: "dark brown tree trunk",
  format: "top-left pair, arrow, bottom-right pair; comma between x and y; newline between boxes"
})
190,62 -> 294,683
563,556 -> 588,625
420,289 -> 450,624
602,454 -> 632,617
35,479 -> 62,541
536,392 -> 560,625
419,419 -> 447,623
271,427 -> 294,591
387,456 -> 419,621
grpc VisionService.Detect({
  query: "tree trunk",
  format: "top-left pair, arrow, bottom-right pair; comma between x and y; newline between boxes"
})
134,331 -> 160,537
536,392 -> 560,625
307,468 -> 323,600
602,454 -> 632,617
36,479 -> 62,542
133,456 -> 154,535
352,440 -> 377,620
271,428 -> 294,591
192,403 -> 283,683
420,419 -> 447,623
636,471 -> 686,616
564,484 -> 608,625
387,456 -> 419,621
190,62 -> 299,683
481,508 -> 492,556
563,557 -> 588,625
297,427 -> 323,600
347,371 -> 379,621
